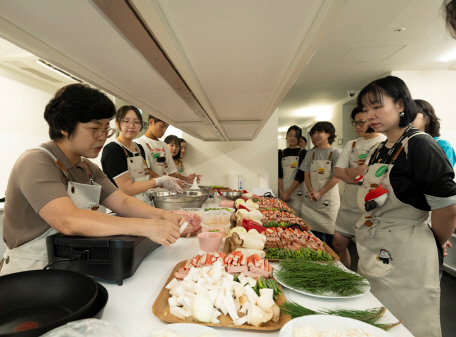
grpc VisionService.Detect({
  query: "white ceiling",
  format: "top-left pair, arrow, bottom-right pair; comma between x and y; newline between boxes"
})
0,1 -> 455,141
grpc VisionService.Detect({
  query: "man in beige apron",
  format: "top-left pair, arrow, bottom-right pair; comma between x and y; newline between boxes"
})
356,132 -> 441,337
280,149 -> 304,217
301,150 -> 340,242
1,148 -> 101,275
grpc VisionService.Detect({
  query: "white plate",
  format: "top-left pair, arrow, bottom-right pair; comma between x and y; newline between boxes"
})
140,323 -> 224,337
279,315 -> 393,337
273,266 -> 370,299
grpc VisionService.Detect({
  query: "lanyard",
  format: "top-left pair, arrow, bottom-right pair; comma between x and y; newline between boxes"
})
370,125 -> 413,165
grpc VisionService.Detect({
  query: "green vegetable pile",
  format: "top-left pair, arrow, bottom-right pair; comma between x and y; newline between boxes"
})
275,260 -> 368,297
280,301 -> 402,331
265,247 -> 332,261
263,221 -> 290,228
208,230 -> 220,232
204,207 -> 233,212
232,275 -> 282,300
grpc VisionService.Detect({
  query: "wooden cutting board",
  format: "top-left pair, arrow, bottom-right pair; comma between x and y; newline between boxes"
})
152,260 -> 291,330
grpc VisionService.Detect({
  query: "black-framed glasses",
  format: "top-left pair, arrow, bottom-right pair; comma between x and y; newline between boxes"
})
351,120 -> 368,127
83,126 -> 116,139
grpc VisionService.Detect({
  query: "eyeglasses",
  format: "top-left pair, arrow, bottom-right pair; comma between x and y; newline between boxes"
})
121,120 -> 141,127
82,126 -> 116,139
351,120 -> 368,127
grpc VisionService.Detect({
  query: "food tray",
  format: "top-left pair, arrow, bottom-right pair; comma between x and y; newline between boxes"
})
266,242 -> 340,262
152,260 -> 292,330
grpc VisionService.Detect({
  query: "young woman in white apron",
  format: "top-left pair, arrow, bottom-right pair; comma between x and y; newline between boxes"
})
356,76 -> 456,337
101,106 -> 182,199
1,148 -> 101,275
333,107 -> 386,267
1,85 -> 185,275
164,135 -> 186,175
278,126 -> 307,217
300,122 -> 341,246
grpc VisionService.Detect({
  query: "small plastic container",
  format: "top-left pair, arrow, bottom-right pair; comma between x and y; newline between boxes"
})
197,232 -> 223,252
200,210 -> 231,237
181,208 -> 204,217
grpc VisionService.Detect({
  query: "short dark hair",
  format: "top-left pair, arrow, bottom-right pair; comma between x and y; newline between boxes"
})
179,138 -> 187,145
44,84 -> 115,140
310,121 -> 336,145
443,0 -> 456,39
148,114 -> 163,124
164,135 -> 181,160
301,136 -> 307,143
414,99 -> 441,137
116,105 -> 143,131
286,125 -> 302,141
357,76 -> 416,128
350,106 -> 375,133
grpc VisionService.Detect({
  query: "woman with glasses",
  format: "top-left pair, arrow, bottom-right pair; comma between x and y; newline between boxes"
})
101,106 -> 182,205
333,107 -> 386,267
1,84 -> 184,275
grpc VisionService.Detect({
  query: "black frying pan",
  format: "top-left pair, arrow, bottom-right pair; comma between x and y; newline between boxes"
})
0,269 -> 98,337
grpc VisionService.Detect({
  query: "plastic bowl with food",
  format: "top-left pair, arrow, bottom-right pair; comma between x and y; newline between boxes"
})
197,232 -> 223,252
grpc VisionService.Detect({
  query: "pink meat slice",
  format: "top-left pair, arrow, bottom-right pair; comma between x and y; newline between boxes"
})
170,210 -> 202,236
219,200 -> 235,208
227,266 -> 248,274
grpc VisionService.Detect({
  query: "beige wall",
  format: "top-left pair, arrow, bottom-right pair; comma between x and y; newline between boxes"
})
182,109 -> 279,195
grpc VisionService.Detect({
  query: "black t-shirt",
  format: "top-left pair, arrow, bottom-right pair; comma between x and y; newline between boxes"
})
278,148 -> 307,183
101,142 -> 147,187
368,129 -> 456,211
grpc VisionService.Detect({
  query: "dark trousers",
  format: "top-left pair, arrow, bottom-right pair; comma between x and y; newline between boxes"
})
312,230 -> 334,249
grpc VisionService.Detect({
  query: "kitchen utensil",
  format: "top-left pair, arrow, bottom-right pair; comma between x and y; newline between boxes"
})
212,191 -> 242,201
151,191 -> 207,210
0,269 -> 98,337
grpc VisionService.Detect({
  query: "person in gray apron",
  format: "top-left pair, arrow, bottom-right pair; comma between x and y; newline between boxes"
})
101,106 -> 182,203
1,84 -> 184,275
333,107 -> 386,267
355,76 -> 456,337
300,122 -> 341,246
278,125 -> 307,217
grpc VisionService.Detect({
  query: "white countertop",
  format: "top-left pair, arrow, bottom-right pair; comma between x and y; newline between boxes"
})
98,235 -> 414,337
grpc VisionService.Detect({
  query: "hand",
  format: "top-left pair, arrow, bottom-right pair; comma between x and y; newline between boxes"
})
154,176 -> 183,194
186,173 -> 197,184
443,240 -> 453,257
311,191 -> 322,202
196,174 -> 202,183
283,192 -> 291,202
162,211 -> 184,225
279,190 -> 286,200
144,219 -> 180,247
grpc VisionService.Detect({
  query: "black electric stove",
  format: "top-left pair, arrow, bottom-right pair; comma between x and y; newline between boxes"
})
46,233 -> 160,285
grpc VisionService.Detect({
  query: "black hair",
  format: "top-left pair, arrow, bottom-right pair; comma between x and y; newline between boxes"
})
286,125 -> 302,143
414,99 -> 441,137
301,136 -> 307,143
116,105 -> 143,131
309,121 -> 336,145
443,0 -> 456,39
44,84 -> 115,140
164,135 -> 181,160
180,138 -> 187,145
357,76 -> 416,128
350,106 -> 375,134
148,114 -> 163,125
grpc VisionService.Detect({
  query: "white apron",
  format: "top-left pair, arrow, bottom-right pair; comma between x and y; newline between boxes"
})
355,132 -> 441,337
301,151 -> 340,234
1,147 -> 101,275
281,149 -> 304,217
115,140 -> 151,205
335,141 -> 374,237
143,141 -> 169,176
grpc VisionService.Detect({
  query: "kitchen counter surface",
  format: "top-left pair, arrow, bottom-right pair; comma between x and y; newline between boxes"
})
98,235 -> 414,337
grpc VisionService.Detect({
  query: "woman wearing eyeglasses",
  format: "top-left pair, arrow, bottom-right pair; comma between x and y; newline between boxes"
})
332,107 -> 386,267
101,106 -> 182,205
1,84 -> 184,275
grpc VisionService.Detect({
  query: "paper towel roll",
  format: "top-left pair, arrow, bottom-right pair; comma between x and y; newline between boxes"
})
259,173 -> 269,189
228,173 -> 238,190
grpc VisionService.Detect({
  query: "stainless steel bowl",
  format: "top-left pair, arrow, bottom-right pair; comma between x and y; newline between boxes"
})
151,191 -> 208,210
185,185 -> 212,203
212,191 -> 242,201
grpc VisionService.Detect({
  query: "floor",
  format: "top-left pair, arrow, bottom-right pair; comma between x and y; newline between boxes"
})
347,241 -> 456,337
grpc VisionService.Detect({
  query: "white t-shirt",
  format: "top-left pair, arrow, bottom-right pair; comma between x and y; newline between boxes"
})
135,136 -> 177,175
335,134 -> 386,169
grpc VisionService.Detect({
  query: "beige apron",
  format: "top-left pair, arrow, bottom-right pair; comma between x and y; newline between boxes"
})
301,151 -> 340,234
355,132 -> 441,337
1,147 -> 101,276
114,140 -> 151,205
335,141 -> 374,237
281,149 -> 304,217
